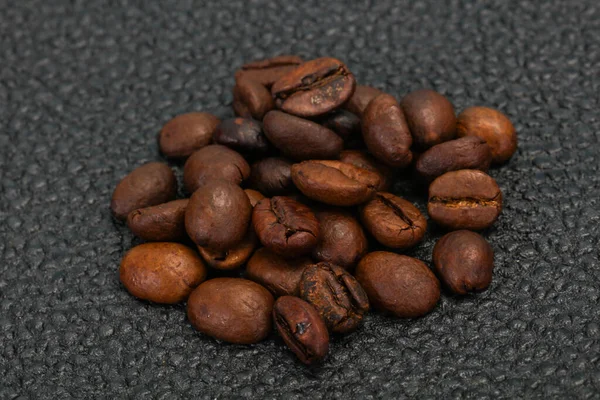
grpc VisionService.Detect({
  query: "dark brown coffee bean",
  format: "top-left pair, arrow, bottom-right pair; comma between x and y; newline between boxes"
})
111,162 -> 177,221
355,252 -> 440,318
318,109 -> 361,139
232,85 -> 252,118
344,85 -> 384,117
271,57 -> 356,117
299,262 -> 369,333
249,157 -> 295,196
400,89 -> 457,150
339,150 -> 394,191
187,278 -> 274,344
120,242 -> 207,304
360,193 -> 427,249
273,296 -> 329,365
433,230 -> 494,294
252,196 -> 320,258
213,118 -> 269,156
126,199 -> 189,242
428,169 -> 502,230
456,106 -> 517,164
246,248 -> 311,297
185,180 -> 252,251
362,94 -> 413,167
263,111 -> 343,160
235,55 -> 303,88
158,112 -> 220,159
197,229 -> 257,270
245,189 -> 266,207
234,78 -> 274,120
183,145 -> 250,193
290,160 -> 380,206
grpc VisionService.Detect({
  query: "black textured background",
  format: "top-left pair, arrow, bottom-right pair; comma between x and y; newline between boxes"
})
1,0 -> 599,398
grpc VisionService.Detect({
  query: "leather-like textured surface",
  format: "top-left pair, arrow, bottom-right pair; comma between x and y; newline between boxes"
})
1,1 -> 599,398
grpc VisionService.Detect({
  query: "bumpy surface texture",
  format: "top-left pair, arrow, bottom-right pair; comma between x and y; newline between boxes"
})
1,1 -> 599,398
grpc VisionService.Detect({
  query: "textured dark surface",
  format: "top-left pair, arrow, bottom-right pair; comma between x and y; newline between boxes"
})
1,0 -> 600,398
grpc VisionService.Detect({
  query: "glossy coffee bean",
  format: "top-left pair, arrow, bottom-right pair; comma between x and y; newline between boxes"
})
245,189 -> 266,207
187,278 -> 274,344
456,106 -> 517,164
252,196 -> 319,258
234,77 -> 274,120
158,112 -> 220,159
318,109 -> 361,139
232,85 -> 252,118
291,160 -> 380,206
273,296 -> 329,365
235,55 -> 303,88
299,262 -> 369,333
263,111 -> 343,161
212,118 -> 269,157
249,157 -> 295,196
271,57 -> 356,117
400,89 -> 457,149
185,180 -> 252,251
197,229 -> 257,270
126,199 -> 189,242
433,230 -> 494,294
246,248 -> 311,297
428,169 -> 502,230
360,193 -> 427,249
111,162 -> 177,221
120,242 -> 207,304
344,85 -> 384,117
339,150 -> 394,191
362,94 -> 413,167
183,145 -> 250,193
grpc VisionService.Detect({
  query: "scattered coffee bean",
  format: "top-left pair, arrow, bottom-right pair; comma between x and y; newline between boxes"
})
339,150 -> 394,191
249,157 -> 295,196
158,112 -> 220,159
318,109 -> 361,139
197,229 -> 257,270
126,199 -> 189,242
246,248 -> 311,297
235,55 -> 303,88
234,77 -> 274,120
183,144 -> 250,193
344,85 -> 384,117
245,189 -> 266,207
213,118 -> 269,157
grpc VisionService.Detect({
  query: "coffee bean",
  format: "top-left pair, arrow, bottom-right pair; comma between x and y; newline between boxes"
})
120,242 -> 207,304
400,89 -> 457,150
249,157 -> 295,196
213,118 -> 269,157
271,57 -> 356,117
158,112 -> 220,159
187,278 -> 274,344
299,262 -> 369,333
185,180 -> 252,251
263,110 -> 343,160
246,248 -> 311,296
339,150 -> 394,191
360,193 -> 427,249
244,189 -> 266,207
362,94 -> 413,167
126,199 -> 189,242
318,109 -> 361,139
197,229 -> 257,270
232,85 -> 253,118
111,162 -> 177,221
273,296 -> 329,364
456,106 -> 517,164
252,196 -> 319,258
183,145 -> 250,193
234,77 -> 274,120
290,160 -> 380,206
355,252 -> 440,318
344,85 -> 384,117
235,55 -> 303,88
433,230 -> 494,294
428,169 -> 502,230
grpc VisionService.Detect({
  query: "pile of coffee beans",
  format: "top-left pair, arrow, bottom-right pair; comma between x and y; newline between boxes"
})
111,55 -> 517,365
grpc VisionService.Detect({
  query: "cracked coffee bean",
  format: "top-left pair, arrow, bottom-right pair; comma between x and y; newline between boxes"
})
246,248 -> 311,297
318,109 -> 361,139
183,144 -> 250,193
249,157 -> 295,196
213,118 -> 269,157
339,150 -> 394,191
158,112 -> 220,159
344,84 -> 384,117
234,77 -> 274,120
197,229 -> 257,270
235,55 -> 303,88
127,199 -> 189,242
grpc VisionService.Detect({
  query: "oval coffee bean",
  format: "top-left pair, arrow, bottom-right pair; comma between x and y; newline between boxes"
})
111,162 -> 177,221
299,262 -> 369,333
187,278 -> 274,344
433,230 -> 494,294
355,252 -> 440,318
234,78 -> 274,120
456,106 -> 517,164
126,199 -> 189,242
362,94 -> 413,167
183,145 -> 250,193
120,242 -> 207,304
244,189 -> 266,207
428,169 -> 502,230
197,229 -> 257,270
339,150 -> 394,191
246,248 -> 311,297
213,118 -> 269,157
263,110 -> 343,161
291,160 -> 381,206
318,109 -> 361,139
158,112 -> 220,159
344,85 -> 384,117
252,196 -> 319,258
249,157 -> 295,196
273,296 -> 329,365
235,55 -> 303,88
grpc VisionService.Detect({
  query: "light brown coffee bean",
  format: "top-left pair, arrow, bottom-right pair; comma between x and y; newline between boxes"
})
158,112 -> 220,159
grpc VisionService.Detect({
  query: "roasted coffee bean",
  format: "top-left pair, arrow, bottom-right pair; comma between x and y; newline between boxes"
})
271,57 -> 356,117
245,189 -> 266,207
246,248 -> 311,296
299,262 -> 369,333
273,296 -> 329,364
456,106 -> 517,164
339,150 -> 394,191
312,210 -> 368,270
158,112 -> 220,159
185,180 -> 252,251
232,85 -> 252,118
234,77 -> 274,120
433,230 -> 494,294
263,110 -> 343,160
187,278 -> 274,344
400,89 -> 457,149
355,252 -> 440,318
344,85 -> 384,117
290,160 -> 380,206
235,55 -> 303,88
415,137 -> 492,184
362,94 -> 413,167
360,193 -> 427,249
318,109 -> 361,139
127,199 -> 189,242
249,157 -> 295,196
428,169 -> 502,230
183,145 -> 250,193
252,196 -> 319,258
197,229 -> 257,270
213,118 -> 269,156
111,162 -> 177,221
120,242 -> 207,304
